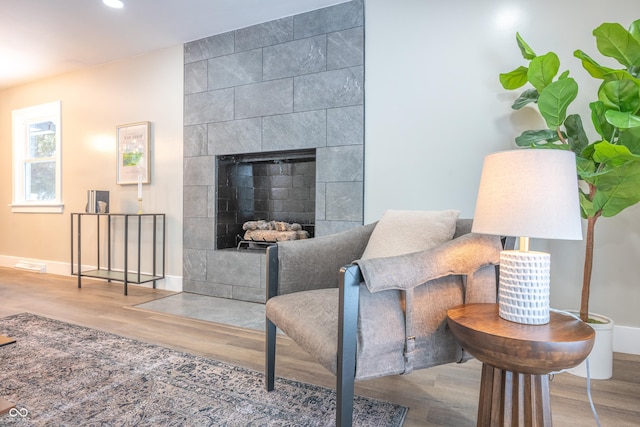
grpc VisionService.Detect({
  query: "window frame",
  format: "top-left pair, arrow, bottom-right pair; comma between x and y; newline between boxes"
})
11,101 -> 63,213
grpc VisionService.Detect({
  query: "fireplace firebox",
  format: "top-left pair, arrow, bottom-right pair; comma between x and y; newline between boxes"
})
216,149 -> 316,250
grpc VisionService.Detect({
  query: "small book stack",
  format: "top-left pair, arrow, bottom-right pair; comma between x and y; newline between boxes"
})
86,190 -> 109,213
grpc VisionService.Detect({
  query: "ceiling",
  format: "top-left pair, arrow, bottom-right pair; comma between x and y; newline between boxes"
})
0,0 -> 348,90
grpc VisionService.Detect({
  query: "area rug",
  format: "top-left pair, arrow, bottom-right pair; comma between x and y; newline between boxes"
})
0,313 -> 407,426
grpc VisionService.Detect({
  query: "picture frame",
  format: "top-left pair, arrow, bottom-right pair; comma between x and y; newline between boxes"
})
116,121 -> 151,185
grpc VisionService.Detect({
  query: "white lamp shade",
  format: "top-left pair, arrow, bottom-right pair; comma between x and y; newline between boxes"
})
472,149 -> 582,240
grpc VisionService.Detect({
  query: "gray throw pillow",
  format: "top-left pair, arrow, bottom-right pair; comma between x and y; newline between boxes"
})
360,209 -> 460,260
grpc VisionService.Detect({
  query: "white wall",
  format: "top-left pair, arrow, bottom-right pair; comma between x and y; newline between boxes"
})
365,0 -> 640,331
0,46 -> 184,290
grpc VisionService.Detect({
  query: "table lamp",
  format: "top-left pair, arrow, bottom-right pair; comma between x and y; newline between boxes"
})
472,149 -> 582,325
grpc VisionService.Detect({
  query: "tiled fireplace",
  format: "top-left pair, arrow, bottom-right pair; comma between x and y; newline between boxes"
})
182,0 -> 364,302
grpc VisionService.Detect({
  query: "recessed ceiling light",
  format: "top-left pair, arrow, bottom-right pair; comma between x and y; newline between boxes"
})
103,0 -> 124,8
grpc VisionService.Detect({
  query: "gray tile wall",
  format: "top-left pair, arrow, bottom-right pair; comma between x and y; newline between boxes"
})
183,0 -> 364,303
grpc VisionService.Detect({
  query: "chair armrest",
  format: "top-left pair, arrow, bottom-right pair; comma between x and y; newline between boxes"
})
268,223 -> 376,296
336,263 -> 362,422
355,233 -> 501,293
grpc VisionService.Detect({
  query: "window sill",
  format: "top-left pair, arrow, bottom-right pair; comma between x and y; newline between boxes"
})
11,203 -> 64,213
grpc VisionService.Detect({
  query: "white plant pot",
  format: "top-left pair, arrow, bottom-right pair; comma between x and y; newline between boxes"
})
566,311 -> 614,380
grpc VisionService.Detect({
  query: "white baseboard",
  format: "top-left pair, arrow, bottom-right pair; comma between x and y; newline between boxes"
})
0,255 -> 182,292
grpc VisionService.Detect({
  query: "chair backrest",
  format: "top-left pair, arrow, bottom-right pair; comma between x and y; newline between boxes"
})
270,222 -> 376,295
272,218 -> 476,296
453,218 -> 473,238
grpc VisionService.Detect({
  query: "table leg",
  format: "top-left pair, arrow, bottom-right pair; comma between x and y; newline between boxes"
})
124,216 -> 128,296
477,364 -> 552,426
77,214 -> 82,289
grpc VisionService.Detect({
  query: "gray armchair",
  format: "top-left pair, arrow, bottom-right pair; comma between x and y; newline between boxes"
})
265,219 -> 502,426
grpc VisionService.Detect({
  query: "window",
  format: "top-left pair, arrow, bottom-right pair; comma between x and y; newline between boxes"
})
11,101 -> 63,213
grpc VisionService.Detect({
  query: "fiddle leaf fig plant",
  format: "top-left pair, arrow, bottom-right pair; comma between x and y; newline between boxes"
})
499,20 -> 640,323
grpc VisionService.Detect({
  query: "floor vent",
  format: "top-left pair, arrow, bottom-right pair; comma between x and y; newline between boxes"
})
14,261 -> 46,273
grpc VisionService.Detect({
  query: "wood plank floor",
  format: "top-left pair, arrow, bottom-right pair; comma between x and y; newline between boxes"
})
0,267 -> 638,426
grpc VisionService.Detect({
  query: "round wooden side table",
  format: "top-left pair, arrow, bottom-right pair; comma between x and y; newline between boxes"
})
447,303 -> 595,427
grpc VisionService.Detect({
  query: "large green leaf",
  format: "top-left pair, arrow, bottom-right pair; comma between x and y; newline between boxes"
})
605,110 -> 640,129
574,49 -> 614,79
598,79 -> 640,112
591,161 -> 640,217
511,89 -> 539,109
500,66 -> 529,90
631,19 -> 640,78
619,127 -> 640,154
577,152 -> 597,172
602,69 -> 639,83
515,129 -> 561,146
576,147 -> 601,184
630,19 -> 640,42
565,114 -> 589,154
590,101 -> 616,140
516,32 -> 536,60
579,189 -> 597,218
594,22 -> 640,68
538,78 -> 578,128
528,52 -> 560,92
592,139 -> 640,166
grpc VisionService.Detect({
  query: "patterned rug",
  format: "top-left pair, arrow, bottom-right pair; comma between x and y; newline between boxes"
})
0,313 -> 407,426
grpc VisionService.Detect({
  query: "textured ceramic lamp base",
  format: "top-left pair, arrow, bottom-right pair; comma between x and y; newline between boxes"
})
498,250 -> 550,325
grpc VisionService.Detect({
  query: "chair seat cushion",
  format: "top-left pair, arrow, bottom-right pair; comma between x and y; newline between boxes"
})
266,288 -> 340,375
267,286 -> 414,380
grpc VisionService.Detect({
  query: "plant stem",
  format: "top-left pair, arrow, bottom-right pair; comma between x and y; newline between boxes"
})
580,183 -> 601,322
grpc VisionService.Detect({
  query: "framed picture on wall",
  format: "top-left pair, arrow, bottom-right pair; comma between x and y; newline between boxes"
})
116,121 -> 151,185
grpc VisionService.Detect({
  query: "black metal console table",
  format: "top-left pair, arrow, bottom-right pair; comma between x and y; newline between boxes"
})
70,213 -> 166,295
